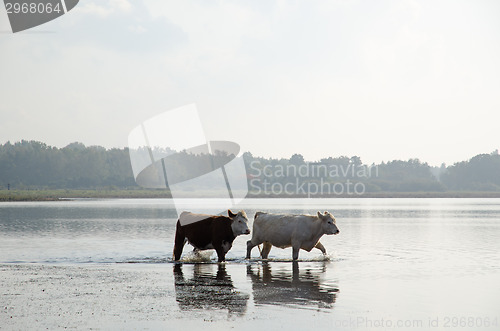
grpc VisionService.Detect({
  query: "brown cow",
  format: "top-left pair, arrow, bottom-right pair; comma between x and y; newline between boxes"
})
173,210 -> 250,262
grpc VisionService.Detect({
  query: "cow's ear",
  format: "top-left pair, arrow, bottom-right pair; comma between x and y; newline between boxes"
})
317,211 -> 324,219
228,209 -> 237,218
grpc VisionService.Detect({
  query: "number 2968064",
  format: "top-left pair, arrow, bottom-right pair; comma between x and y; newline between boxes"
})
5,2 -> 62,14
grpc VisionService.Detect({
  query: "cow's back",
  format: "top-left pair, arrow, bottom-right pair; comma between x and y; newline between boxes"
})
253,213 -> 307,248
179,211 -> 213,226
254,212 -> 308,229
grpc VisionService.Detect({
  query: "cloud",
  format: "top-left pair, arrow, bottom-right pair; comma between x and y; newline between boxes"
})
52,0 -> 187,53
78,0 -> 132,18
78,3 -> 113,17
111,0 -> 132,13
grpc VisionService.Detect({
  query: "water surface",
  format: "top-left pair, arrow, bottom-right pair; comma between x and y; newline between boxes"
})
1,198 -> 499,330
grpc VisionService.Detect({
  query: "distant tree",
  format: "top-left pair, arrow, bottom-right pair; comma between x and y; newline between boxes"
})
441,152 -> 500,191
370,159 -> 444,192
289,153 -> 305,165
64,142 -> 86,150
0,140 -> 135,189
350,156 -> 362,166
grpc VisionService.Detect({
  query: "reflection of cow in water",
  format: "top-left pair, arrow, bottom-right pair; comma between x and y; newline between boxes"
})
246,261 -> 339,310
173,264 -> 249,315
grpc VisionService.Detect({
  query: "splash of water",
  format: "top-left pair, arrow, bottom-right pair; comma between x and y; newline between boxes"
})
179,250 -> 214,263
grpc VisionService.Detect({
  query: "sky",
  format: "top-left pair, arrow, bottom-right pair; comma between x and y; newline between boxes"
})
0,0 -> 499,166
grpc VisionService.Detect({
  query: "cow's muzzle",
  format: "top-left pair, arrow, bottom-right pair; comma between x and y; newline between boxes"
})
244,229 -> 251,235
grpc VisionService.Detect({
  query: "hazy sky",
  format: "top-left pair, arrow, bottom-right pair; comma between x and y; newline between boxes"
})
0,0 -> 499,166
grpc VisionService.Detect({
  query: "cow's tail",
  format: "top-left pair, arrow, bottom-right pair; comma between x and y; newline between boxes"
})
254,212 -> 263,257
173,220 -> 185,261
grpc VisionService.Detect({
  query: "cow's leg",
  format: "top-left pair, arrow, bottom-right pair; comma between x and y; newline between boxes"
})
261,242 -> 272,259
215,245 -> 226,262
246,239 -> 262,259
173,222 -> 186,261
314,241 -> 327,255
291,242 -> 301,260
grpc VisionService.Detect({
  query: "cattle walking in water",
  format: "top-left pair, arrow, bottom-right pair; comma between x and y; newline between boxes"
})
174,210 -> 250,262
246,211 -> 340,260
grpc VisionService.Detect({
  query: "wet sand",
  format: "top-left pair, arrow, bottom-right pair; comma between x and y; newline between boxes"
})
1,263 -> 181,330
0,262 -> 338,330
3,260 -> 500,330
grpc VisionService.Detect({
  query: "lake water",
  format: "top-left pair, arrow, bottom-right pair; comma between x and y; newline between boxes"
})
1,198 -> 500,330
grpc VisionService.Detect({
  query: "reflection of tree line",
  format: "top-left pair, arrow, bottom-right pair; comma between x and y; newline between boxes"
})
173,262 -> 339,315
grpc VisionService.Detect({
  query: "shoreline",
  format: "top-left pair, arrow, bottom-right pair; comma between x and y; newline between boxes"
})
2,189 -> 500,201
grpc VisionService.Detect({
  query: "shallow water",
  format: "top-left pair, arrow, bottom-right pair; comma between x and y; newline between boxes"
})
1,198 -> 500,330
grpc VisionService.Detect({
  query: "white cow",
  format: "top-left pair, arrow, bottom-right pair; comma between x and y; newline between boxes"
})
246,211 -> 340,260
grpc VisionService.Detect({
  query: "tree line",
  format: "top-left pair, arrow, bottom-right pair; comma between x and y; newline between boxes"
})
0,140 -> 499,193
0,141 -> 135,189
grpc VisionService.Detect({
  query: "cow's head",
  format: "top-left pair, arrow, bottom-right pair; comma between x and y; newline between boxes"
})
228,210 -> 251,236
317,211 -> 340,235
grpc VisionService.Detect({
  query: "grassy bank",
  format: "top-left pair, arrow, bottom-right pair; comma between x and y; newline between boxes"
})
1,189 -> 500,201
0,189 -> 172,201
248,191 -> 500,198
